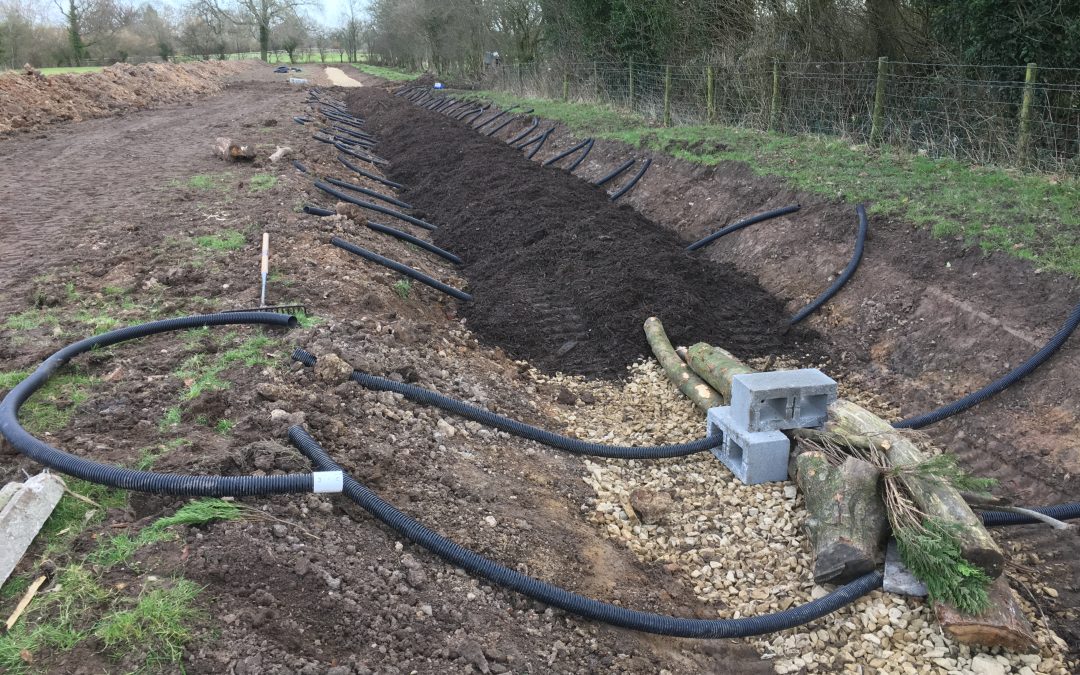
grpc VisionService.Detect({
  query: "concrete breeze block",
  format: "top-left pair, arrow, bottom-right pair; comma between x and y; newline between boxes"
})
707,406 -> 791,484
730,368 -> 838,432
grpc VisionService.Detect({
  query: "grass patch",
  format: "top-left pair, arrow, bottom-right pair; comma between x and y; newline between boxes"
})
194,229 -> 246,251
215,418 -> 234,434
173,334 -> 277,400
0,369 -> 30,389
465,90 -> 1080,276
159,406 -> 181,431
392,279 -> 411,299
4,309 -> 59,331
94,580 -> 203,668
184,173 -> 231,191
249,173 -> 278,191
37,66 -> 103,76
14,370 -> 96,434
352,63 -> 420,81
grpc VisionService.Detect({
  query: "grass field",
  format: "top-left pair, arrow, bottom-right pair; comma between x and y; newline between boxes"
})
37,66 -> 103,76
351,64 -> 421,81
461,90 -> 1080,277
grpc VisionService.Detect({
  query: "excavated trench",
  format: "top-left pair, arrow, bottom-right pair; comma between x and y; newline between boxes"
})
345,87 -> 823,378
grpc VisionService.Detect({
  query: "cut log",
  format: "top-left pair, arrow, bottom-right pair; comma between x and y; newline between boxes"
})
685,342 -> 756,402
214,136 -> 256,162
643,318 -> 723,411
934,575 -> 1038,652
824,399 -> 1005,579
794,449 -> 889,584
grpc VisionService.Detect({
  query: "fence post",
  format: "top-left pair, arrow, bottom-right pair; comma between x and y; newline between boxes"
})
593,61 -> 600,101
870,56 -> 888,145
562,69 -> 569,101
1017,62 -> 1038,166
663,64 -> 672,127
629,57 -> 635,110
706,65 -> 715,123
768,59 -> 780,131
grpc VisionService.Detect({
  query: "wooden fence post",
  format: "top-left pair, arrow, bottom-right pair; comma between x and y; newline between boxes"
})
870,56 -> 888,145
769,59 -> 781,131
1017,62 -> 1038,166
663,64 -> 672,127
628,57 -> 635,110
562,69 -> 569,101
593,61 -> 600,100
706,65 -> 715,123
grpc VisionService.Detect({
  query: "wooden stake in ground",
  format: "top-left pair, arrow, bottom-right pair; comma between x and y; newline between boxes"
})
793,449 -> 889,584
643,318 -> 722,411
4,574 -> 48,632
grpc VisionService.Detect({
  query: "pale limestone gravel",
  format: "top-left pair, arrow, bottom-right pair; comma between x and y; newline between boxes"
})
324,66 -> 363,87
528,359 -> 1071,675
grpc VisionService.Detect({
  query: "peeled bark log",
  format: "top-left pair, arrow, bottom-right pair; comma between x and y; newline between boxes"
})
935,576 -> 1038,652
685,342 -> 755,402
794,450 -> 889,584
644,318 -> 723,411
824,399 -> 1005,579
214,136 -> 256,162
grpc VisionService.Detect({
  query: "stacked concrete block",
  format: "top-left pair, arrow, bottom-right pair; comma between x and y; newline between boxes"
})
707,369 -> 837,485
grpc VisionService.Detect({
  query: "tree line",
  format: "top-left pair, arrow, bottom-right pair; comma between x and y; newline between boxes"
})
0,0 -> 369,69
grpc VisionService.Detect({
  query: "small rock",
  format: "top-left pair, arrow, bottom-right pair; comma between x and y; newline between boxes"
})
555,387 -> 577,405
436,418 -> 457,438
783,485 -> 798,500
272,524 -> 287,538
484,515 -> 497,527
457,640 -> 489,674
970,653 -> 1006,675
315,353 -> 354,382
629,488 -> 675,525
270,409 -> 291,422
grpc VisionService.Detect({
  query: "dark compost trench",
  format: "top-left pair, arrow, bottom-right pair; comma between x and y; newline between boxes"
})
345,87 -> 821,378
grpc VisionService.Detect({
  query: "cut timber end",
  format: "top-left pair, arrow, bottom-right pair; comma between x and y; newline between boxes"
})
214,136 -> 256,162
0,474 -> 66,589
935,576 -> 1038,652
643,318 -> 723,411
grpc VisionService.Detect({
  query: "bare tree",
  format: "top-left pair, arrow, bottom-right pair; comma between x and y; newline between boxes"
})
56,0 -> 131,64
227,0 -> 308,61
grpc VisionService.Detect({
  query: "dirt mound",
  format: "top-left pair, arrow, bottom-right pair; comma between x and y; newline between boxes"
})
0,61 -> 252,134
346,86 -> 819,377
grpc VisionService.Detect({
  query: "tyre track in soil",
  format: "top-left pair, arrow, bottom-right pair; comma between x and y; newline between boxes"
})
0,81 -> 295,315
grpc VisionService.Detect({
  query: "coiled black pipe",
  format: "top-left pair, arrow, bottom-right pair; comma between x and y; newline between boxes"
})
287,425 -> 882,638
485,110 -> 533,137
543,138 -> 592,167
593,159 -> 635,187
609,158 -> 652,202
329,237 -> 472,302
0,313 -> 343,497
337,156 -> 404,191
292,349 -> 721,459
507,118 -> 539,145
324,177 -> 413,210
526,129 -> 554,160
314,181 -> 437,231
789,204 -> 868,326
366,221 -> 463,265
566,139 -> 594,172
686,204 -> 802,252
304,205 -> 335,217
894,299 -> 1080,429
292,160 -> 309,174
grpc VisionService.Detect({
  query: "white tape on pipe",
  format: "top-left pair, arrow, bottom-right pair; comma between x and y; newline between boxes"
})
312,471 -> 344,493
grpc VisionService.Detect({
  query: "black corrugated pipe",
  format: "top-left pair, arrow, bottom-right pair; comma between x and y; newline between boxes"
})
336,142 -> 390,167
304,205 -> 335,217
324,177 -> 412,210
543,138 -> 592,167
507,118 -> 540,145
292,160 -> 309,174
291,349 -> 721,459
314,181 -> 437,231
526,129 -> 554,160
485,110 -> 533,137
475,107 -> 516,130
366,221 -> 463,265
566,139 -> 595,172
334,125 -> 377,143
686,205 -> 802,252
0,313 -> 344,497
609,158 -> 652,202
789,204 -> 868,325
894,299 -> 1080,429
329,237 -> 472,301
593,159 -> 635,187
337,156 -> 404,190
287,425 -> 884,638
516,128 -> 552,150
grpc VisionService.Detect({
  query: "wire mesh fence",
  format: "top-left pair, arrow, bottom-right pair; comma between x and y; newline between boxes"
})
480,58 -> 1080,174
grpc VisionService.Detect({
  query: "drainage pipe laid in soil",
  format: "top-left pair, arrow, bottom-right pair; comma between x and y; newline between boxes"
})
314,181 -> 437,231
789,204 -> 868,325
365,221 -> 463,265
338,156 -> 404,190
593,158 -> 636,187
686,204 -> 803,252
0,313 -> 343,497
475,107 -> 516,130
293,349 -> 721,459
507,118 -> 540,145
288,425 -> 884,639
304,205 -> 335,217
525,129 -> 554,159
324,176 -> 413,210
609,158 -> 652,202
329,237 -> 472,301
566,139 -> 595,172
544,138 -> 593,167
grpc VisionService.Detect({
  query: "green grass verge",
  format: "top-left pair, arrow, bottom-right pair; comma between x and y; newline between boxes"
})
194,229 -> 245,251
94,580 -> 204,668
0,369 -> 97,434
173,334 -> 277,400
38,66 -> 104,76
249,174 -> 277,191
351,63 -> 421,81
463,90 -> 1080,276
